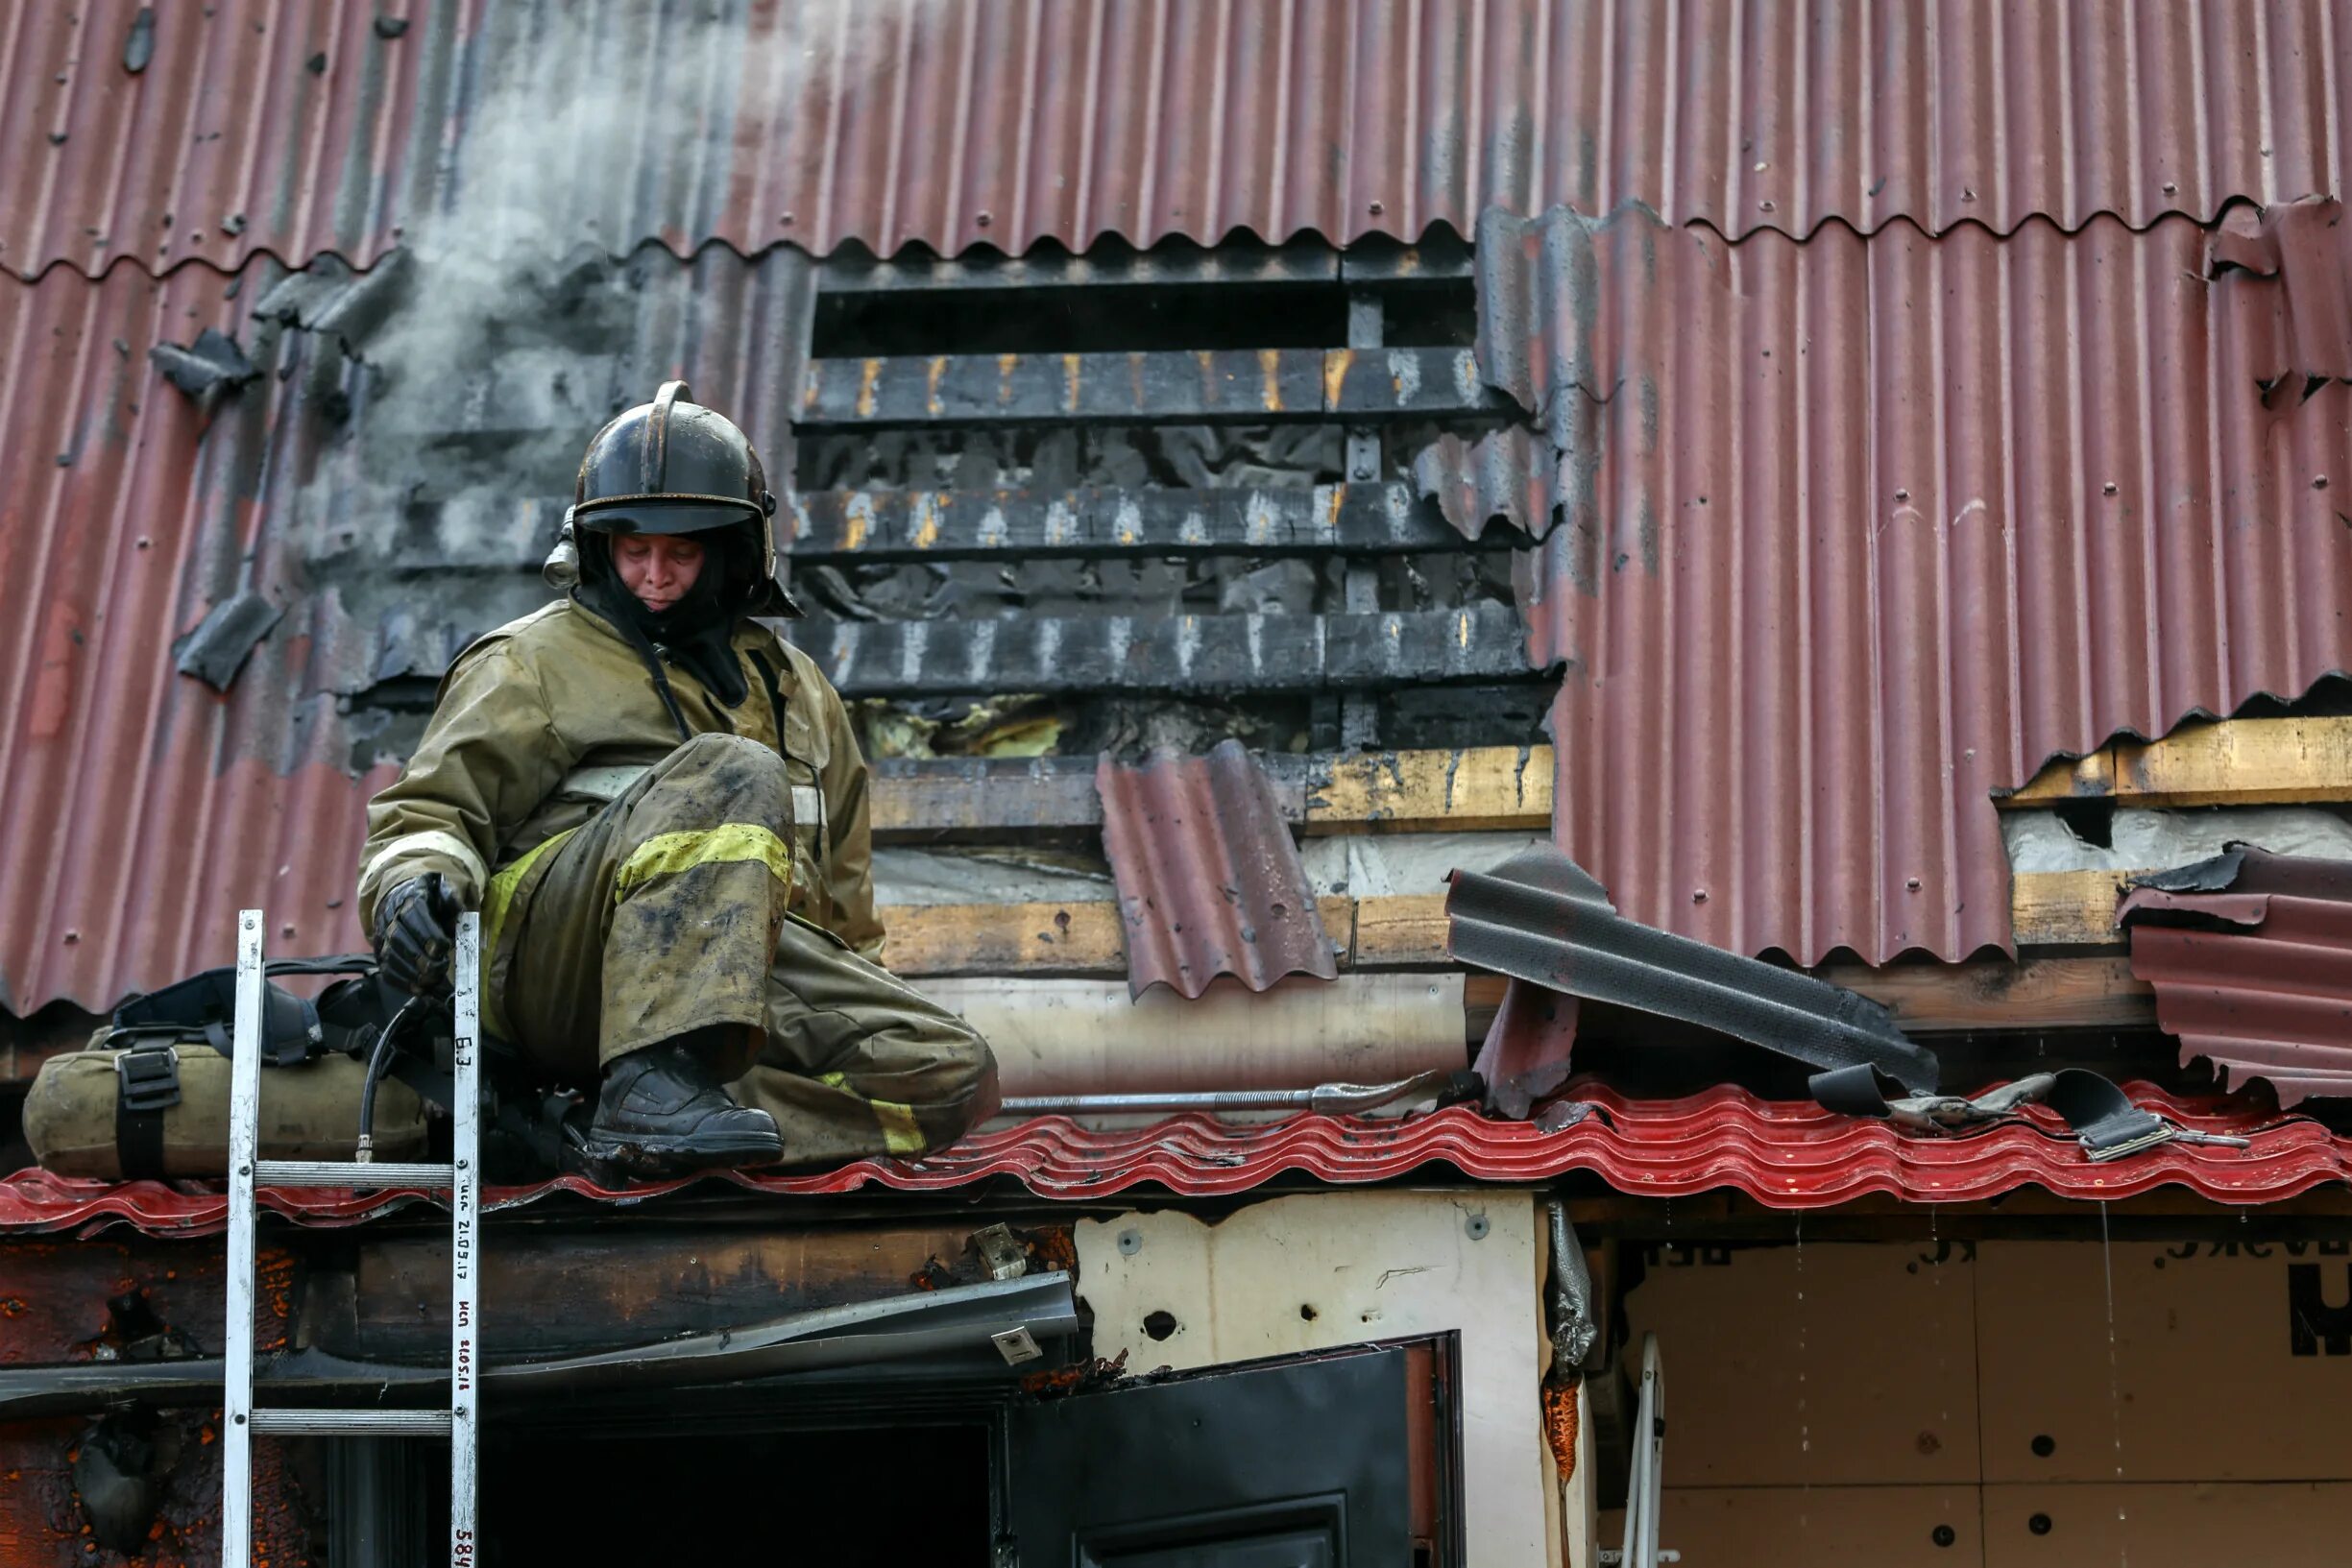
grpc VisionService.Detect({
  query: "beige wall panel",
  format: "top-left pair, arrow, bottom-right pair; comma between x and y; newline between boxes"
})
1599,1487 -> 1981,1567
1620,1242 -> 1980,1487
1977,1242 -> 2352,1483
1074,1193 -> 1557,1568
1983,1483 -> 2352,1566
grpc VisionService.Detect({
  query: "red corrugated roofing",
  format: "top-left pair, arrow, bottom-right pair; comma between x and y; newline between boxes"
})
0,244 -> 818,1014
2122,851 -> 2352,1107
0,1084 -> 2340,1236
10,1 -> 2347,281
0,256 -> 390,1012
1097,740 -> 1339,1000
1472,205 -> 2352,966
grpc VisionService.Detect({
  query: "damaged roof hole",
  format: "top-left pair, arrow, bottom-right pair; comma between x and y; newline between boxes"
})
2051,798 -> 2116,850
1142,1310 -> 1179,1341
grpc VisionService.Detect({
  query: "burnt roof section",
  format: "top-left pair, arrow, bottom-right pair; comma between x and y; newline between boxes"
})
1446,845 -> 1940,1093
1097,741 -> 1339,1001
2121,849 -> 2352,1108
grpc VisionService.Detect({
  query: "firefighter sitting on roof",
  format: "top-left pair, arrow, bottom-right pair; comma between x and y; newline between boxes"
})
357,382 -> 999,1175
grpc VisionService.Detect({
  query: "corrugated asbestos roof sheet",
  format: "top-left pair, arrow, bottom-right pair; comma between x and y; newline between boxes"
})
1,1084 -> 2340,1235
9,0 -> 2351,281
2122,850 -> 2352,1107
1462,205 -> 2352,966
0,244 -> 818,1012
0,256 -> 388,1013
1097,741 -> 1339,1000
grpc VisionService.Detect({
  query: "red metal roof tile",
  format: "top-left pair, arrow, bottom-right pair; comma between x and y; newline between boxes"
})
1467,205 -> 2352,966
0,244 -> 819,1014
2,1084 -> 2340,1236
10,1 -> 2347,280
2122,851 -> 2352,1107
1097,740 -> 1339,1000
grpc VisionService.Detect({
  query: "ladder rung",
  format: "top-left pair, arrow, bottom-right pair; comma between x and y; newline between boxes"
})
254,1159 -> 456,1189
249,1408 -> 455,1437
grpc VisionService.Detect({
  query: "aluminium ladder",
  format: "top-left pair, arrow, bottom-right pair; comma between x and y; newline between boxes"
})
222,907 -> 481,1564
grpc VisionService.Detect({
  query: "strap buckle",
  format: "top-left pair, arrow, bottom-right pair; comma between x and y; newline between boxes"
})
115,1044 -> 182,1113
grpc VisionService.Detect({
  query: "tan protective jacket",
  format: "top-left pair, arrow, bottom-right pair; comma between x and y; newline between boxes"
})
357,598 -> 883,959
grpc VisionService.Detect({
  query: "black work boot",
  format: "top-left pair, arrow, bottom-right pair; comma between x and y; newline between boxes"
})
576,1036 -> 783,1175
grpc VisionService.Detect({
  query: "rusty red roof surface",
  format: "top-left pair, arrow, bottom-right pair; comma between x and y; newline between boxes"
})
2122,850 -> 2352,1107
1097,740 -> 1339,1000
0,245 -> 818,1013
9,1 -> 2347,281
1,1083 -> 2340,1236
0,256 -> 389,1013
1461,205 -> 2352,967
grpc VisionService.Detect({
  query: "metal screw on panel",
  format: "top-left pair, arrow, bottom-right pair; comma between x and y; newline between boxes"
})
1116,1228 -> 1143,1257
2027,1514 -> 2052,1536
1931,1526 -> 1956,1548
2031,1434 -> 2056,1458
1465,1213 -> 1490,1241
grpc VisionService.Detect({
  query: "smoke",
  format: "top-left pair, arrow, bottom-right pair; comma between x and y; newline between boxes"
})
273,1 -> 936,736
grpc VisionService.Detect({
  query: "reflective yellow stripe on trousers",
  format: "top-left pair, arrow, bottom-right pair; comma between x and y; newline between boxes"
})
613,822 -> 794,902
479,828 -> 577,1042
816,1071 -> 929,1155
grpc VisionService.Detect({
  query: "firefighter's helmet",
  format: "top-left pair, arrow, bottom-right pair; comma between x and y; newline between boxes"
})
544,381 -> 799,616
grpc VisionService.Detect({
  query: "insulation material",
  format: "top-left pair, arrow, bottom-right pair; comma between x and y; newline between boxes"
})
2001,806 -> 2352,875
917,975 -> 1467,1098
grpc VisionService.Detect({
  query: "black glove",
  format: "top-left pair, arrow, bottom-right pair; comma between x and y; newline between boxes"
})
373,872 -> 462,998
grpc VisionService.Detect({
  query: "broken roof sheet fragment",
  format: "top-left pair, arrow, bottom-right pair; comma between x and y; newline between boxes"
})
147,327 -> 255,407
1493,204 -> 2352,966
172,591 -> 282,691
1446,845 -> 1940,1093
2121,848 -> 2352,1107
1412,427 -> 1564,544
1097,740 -> 1338,1001
2206,196 -> 2352,392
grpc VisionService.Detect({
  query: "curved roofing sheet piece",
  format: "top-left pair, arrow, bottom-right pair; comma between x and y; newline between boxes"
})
8,0 -> 2349,280
1,1085 -> 2341,1235
2122,850 -> 2352,1107
1097,741 -> 1340,1001
1480,205 -> 2352,966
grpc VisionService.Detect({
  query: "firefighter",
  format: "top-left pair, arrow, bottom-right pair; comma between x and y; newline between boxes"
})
358,382 -> 998,1174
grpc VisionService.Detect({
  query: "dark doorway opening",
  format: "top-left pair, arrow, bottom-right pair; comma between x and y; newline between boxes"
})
471,1423 -> 992,1566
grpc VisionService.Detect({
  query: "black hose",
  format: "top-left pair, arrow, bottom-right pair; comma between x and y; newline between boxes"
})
357,995 -> 426,1151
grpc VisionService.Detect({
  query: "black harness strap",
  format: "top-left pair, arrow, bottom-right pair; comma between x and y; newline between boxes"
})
112,1043 -> 181,1181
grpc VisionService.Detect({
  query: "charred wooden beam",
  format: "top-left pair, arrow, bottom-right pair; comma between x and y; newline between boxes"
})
800,602 -> 1533,696
868,744 -> 1556,840
795,347 -> 1512,426
304,1223 -> 1073,1363
787,483 -> 1509,563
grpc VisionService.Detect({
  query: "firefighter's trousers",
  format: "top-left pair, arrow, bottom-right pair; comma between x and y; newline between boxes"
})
481,733 -> 998,1166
